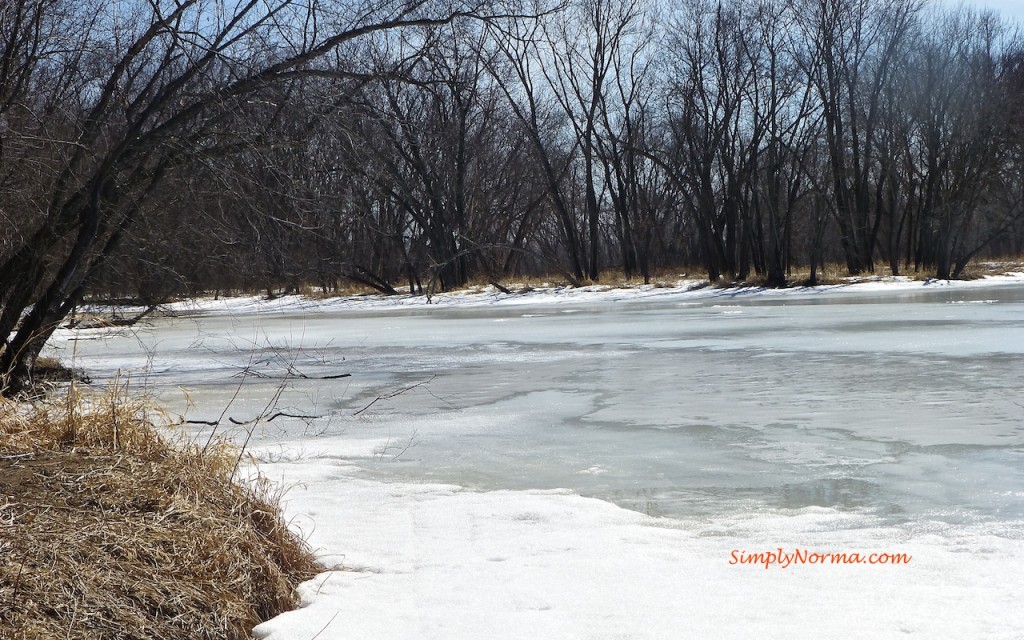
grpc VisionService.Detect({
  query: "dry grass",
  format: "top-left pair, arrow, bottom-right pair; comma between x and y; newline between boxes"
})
710,263 -> 851,288
296,282 -> 382,298
963,257 -> 1024,278
580,258 -> 1024,289
136,256 -> 1024,304
0,383 -> 320,640
708,260 -> 1010,289
466,266 -> 702,292
29,356 -> 91,389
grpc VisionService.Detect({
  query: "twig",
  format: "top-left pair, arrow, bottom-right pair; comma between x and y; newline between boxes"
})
490,280 -> 513,294
226,411 -> 323,425
0,453 -> 35,461
266,411 -> 322,422
353,376 -> 435,416
65,597 -> 80,639
9,554 -> 26,611
202,326 -> 262,454
389,430 -> 419,461
310,611 -> 341,640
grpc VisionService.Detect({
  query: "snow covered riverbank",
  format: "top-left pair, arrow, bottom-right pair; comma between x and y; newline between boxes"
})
141,271 -> 1024,317
249,462 -> 1023,640
56,274 -> 1024,639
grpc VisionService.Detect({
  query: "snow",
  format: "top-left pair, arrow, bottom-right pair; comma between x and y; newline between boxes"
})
52,274 -> 1024,639
77,271 -> 1024,317
249,463 -> 1023,640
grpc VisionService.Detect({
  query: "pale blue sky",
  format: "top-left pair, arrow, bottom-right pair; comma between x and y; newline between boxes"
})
959,0 -> 1024,21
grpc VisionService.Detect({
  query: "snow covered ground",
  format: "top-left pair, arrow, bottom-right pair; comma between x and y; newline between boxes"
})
52,275 -> 1024,639
249,469 -> 1022,640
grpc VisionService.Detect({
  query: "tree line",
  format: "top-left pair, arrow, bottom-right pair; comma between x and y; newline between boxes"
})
2,0 -> 1024,390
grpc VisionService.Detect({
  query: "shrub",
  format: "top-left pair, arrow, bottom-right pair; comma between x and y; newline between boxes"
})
0,384 -> 320,639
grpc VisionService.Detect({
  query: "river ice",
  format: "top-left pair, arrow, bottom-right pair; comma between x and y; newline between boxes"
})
51,277 -> 1024,639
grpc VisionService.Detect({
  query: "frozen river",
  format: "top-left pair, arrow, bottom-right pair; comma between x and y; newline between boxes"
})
52,279 -> 1024,639
61,282 -> 1024,526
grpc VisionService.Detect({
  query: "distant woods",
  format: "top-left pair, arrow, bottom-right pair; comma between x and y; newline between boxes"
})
3,0 -> 1024,387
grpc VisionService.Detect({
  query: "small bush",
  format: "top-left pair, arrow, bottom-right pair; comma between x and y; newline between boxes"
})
0,384 -> 320,640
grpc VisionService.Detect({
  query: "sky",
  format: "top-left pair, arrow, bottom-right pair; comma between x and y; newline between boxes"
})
959,0 -> 1024,21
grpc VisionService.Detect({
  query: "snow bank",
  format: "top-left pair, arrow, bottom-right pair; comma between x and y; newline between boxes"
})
115,272 -> 1024,317
252,456 -> 1024,640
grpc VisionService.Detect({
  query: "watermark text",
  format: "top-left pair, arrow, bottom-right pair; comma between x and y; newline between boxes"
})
729,548 -> 912,569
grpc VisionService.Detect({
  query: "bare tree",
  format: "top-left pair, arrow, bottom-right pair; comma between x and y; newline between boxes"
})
899,7 -> 1024,278
484,4 -> 590,282
794,0 -> 921,275
0,0 -> 505,394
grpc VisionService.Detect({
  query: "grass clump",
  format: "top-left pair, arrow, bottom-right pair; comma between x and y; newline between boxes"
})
0,383 -> 320,640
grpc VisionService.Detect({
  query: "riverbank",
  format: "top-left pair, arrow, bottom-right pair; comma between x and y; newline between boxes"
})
75,270 -> 1024,321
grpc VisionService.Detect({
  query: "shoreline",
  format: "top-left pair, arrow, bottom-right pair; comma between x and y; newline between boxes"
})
76,271 -> 1024,320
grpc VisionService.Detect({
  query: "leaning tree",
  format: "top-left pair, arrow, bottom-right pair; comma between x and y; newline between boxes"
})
0,0 -> 508,394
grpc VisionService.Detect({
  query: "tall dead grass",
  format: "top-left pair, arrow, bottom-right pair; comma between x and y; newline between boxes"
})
0,382 -> 320,639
